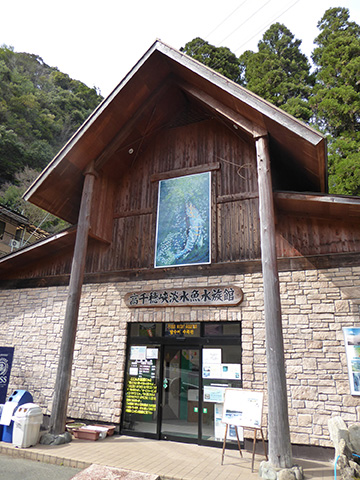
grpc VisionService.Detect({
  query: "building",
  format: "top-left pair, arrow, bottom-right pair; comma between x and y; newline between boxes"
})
1,41 -> 360,454
0,204 -> 48,257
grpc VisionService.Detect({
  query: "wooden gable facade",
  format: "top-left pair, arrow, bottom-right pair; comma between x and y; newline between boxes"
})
1,40 -> 360,284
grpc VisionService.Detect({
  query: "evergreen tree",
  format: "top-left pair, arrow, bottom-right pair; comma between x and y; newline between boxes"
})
180,37 -> 241,83
311,8 -> 360,195
239,23 -> 314,122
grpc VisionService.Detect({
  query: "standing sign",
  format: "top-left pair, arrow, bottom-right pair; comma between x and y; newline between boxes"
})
222,388 -> 263,428
0,347 -> 14,404
221,388 -> 267,471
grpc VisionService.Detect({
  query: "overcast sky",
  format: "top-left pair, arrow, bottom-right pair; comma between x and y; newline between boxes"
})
1,0 -> 360,97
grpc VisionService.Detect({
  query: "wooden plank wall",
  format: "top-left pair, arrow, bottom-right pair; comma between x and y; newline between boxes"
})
6,114 -> 360,282
276,215 -> 360,257
92,118 -> 261,273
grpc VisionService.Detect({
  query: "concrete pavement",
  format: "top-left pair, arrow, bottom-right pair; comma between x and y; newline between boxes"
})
0,454 -> 82,480
0,435 -> 335,480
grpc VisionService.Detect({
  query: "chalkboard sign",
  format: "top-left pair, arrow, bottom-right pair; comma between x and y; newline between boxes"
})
222,388 -> 263,429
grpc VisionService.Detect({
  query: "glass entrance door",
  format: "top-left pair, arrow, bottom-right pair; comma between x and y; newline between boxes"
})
122,344 -> 161,436
121,322 -> 242,446
161,346 -> 200,440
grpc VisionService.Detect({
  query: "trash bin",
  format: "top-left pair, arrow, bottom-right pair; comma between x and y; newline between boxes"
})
12,403 -> 43,448
0,390 -> 33,443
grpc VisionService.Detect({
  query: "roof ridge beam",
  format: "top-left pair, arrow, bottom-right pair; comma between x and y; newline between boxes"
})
177,80 -> 267,140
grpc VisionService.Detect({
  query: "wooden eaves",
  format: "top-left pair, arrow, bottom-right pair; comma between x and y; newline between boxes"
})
23,40 -> 327,225
274,191 -> 360,218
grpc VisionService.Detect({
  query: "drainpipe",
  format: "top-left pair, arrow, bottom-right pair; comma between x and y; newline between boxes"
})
49,163 -> 97,435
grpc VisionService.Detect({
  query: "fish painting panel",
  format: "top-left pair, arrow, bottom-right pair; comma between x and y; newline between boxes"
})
155,172 -> 211,268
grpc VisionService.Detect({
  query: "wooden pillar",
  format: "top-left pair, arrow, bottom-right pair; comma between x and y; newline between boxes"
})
255,135 -> 292,468
49,164 -> 97,435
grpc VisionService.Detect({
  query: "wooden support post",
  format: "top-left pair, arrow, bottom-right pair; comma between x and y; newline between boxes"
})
255,135 -> 292,468
49,164 -> 97,435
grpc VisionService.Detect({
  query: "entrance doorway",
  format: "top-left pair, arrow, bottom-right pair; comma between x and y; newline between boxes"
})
121,322 -> 242,447
162,347 -> 199,439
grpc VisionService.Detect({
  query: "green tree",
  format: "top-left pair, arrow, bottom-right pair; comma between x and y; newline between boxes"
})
0,167 -> 68,233
0,44 -> 103,185
327,133 -> 360,196
239,23 -> 314,122
0,126 -> 25,182
311,8 -> 360,195
180,37 -> 241,83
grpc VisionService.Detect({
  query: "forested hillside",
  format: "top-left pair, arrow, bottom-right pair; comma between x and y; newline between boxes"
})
0,45 -> 103,231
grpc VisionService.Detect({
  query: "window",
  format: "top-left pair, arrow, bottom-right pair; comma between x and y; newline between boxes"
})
15,228 -> 23,241
0,221 -> 5,240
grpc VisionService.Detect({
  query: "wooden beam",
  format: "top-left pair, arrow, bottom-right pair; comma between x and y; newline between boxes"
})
217,192 -> 259,203
114,208 -> 153,219
275,191 -> 360,207
150,162 -> 220,183
255,135 -> 293,469
49,163 -> 97,435
177,81 -> 267,139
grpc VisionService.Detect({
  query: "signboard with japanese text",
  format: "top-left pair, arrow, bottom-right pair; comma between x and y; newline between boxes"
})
165,323 -> 199,337
125,376 -> 157,416
222,389 -> 263,429
125,347 -> 159,416
125,285 -> 243,308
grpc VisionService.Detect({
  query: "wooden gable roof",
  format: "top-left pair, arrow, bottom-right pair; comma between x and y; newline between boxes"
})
2,40 -> 360,283
24,40 -> 327,225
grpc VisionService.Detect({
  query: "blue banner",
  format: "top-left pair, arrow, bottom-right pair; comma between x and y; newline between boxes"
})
0,347 -> 14,404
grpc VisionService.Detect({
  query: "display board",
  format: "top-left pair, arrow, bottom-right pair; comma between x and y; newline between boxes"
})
0,346 -> 14,404
343,327 -> 360,395
222,388 -> 263,428
125,376 -> 157,415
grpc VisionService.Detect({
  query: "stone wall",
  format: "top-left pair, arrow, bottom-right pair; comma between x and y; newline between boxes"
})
280,267 -> 360,447
0,265 -> 359,446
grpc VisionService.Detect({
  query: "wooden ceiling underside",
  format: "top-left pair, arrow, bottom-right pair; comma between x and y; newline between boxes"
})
275,192 -> 360,218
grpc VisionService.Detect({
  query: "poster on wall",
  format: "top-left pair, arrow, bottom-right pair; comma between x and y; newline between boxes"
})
202,363 -> 241,380
130,346 -> 147,361
214,403 -> 244,441
125,354 -> 158,416
0,346 -> 14,404
204,385 -> 227,403
203,348 -> 222,364
154,172 -> 211,268
343,328 -> 360,395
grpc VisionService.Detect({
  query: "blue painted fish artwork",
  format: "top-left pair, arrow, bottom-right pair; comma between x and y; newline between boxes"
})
155,172 -> 211,267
